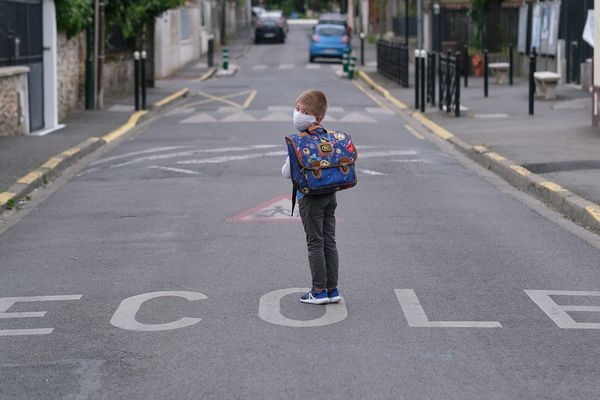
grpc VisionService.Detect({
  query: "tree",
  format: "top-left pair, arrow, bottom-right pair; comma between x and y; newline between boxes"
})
105,0 -> 186,47
55,0 -> 93,38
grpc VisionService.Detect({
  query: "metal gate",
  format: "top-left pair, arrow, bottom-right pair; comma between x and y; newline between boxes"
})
562,0 -> 593,84
0,0 -> 44,131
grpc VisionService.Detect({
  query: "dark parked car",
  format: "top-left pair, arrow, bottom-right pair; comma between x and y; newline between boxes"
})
255,14 -> 287,44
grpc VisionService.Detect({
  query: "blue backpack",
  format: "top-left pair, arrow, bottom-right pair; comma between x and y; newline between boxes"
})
285,126 -> 358,214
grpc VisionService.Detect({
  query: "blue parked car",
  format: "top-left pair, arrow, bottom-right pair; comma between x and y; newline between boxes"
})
309,24 -> 351,63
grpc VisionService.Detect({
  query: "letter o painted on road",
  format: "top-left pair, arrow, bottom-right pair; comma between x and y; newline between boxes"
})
258,288 -> 347,327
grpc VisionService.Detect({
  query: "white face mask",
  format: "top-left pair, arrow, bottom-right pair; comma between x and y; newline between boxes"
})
293,109 -> 317,132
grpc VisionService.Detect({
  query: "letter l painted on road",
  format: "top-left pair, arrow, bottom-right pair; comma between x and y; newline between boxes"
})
395,289 -> 502,328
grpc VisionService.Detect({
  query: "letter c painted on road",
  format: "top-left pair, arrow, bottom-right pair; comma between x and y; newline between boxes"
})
258,288 -> 348,327
110,291 -> 207,332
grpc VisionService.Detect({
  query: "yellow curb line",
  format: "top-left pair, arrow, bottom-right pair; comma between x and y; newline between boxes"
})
540,181 -> 568,192
17,171 -> 43,185
411,112 -> 454,140
473,145 -> 489,153
586,205 -> 600,224
510,165 -> 531,176
154,88 -> 190,108
102,110 -> 148,143
0,192 -> 16,206
352,80 -> 390,109
192,67 -> 217,82
41,157 -> 64,170
486,152 -> 506,162
61,147 -> 81,157
358,70 -> 408,110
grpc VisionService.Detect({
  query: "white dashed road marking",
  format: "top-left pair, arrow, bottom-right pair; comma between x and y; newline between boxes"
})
279,64 -> 294,69
252,64 -> 267,70
148,166 -> 201,175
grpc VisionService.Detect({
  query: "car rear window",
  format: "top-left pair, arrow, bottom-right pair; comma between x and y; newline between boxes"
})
260,18 -> 279,26
316,26 -> 345,36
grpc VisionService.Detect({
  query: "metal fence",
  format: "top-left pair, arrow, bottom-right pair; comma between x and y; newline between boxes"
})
438,51 -> 461,117
376,39 -> 409,88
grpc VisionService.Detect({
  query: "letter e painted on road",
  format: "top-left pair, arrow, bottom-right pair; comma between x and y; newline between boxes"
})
0,295 -> 83,336
394,289 -> 502,328
110,291 -> 207,332
525,290 -> 600,329
258,288 -> 347,327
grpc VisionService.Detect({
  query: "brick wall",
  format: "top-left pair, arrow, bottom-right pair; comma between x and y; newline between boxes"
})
57,32 -> 85,121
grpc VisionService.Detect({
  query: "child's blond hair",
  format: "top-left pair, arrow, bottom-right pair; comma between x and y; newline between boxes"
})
296,90 -> 328,118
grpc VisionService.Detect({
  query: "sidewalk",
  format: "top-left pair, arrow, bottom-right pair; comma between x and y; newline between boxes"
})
358,39 -> 600,221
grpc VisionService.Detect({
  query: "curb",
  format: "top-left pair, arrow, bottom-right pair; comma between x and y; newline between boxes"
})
0,88 -> 190,215
358,70 -> 600,234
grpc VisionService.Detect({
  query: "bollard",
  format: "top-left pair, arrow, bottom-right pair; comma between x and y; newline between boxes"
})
360,33 -> 365,66
415,49 -> 420,109
509,43 -> 514,86
529,51 -> 536,116
463,45 -> 469,88
133,51 -> 140,111
420,50 -> 426,113
343,51 -> 349,73
483,49 -> 489,97
222,48 -> 229,70
208,38 -> 214,68
446,50 -> 451,113
455,51 -> 461,117
140,50 -> 147,110
348,56 -> 356,79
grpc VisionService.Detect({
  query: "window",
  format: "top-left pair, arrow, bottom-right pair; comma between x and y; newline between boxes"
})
180,8 -> 190,40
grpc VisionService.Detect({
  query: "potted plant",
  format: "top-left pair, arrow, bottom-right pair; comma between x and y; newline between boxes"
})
467,0 -> 487,76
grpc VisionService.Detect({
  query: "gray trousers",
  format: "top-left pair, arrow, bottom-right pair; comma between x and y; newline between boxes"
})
299,192 -> 339,290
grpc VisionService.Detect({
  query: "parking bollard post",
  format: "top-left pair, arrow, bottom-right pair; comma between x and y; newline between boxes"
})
420,50 -> 426,112
222,48 -> 229,70
415,49 -> 420,109
509,43 -> 514,86
484,48 -> 489,97
343,51 -> 349,74
208,37 -> 214,68
140,50 -> 147,110
349,56 -> 356,79
463,45 -> 469,88
360,33 -> 365,66
455,51 -> 461,117
133,51 -> 140,111
529,49 -> 536,116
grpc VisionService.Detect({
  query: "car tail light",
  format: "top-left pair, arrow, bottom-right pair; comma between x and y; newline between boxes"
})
341,35 -> 349,44
312,34 -> 320,42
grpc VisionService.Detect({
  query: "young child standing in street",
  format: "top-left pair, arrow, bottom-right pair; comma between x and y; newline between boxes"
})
282,90 -> 357,305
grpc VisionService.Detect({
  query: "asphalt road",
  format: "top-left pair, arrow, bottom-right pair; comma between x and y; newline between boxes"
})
1,24 -> 600,400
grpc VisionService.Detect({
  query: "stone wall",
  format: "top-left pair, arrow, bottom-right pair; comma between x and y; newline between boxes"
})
57,32 -> 85,121
0,67 -> 30,136
103,53 -> 134,102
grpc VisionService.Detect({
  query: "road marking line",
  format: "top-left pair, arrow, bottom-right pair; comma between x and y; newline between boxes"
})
306,64 -> 321,69
357,168 -> 387,175
473,145 -> 489,153
91,146 -> 189,166
154,88 -> 189,108
196,91 -> 243,108
177,151 -> 286,165
179,112 -> 219,123
268,105 -> 291,112
41,157 -> 64,169
102,110 -> 148,143
148,166 -> 201,175
404,124 -> 425,140
358,70 -> 408,109
220,111 -> 257,122
243,90 -> 257,108
586,205 -> 600,224
352,80 -> 390,109
252,65 -> 267,70
279,64 -> 294,69
510,165 -> 531,176
17,171 -> 43,185
391,159 -> 433,163
191,67 -> 216,82
540,181 -> 567,192
0,192 -> 16,206
339,112 -> 377,123
412,112 -> 454,140
359,150 -> 418,158
486,152 -> 506,162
